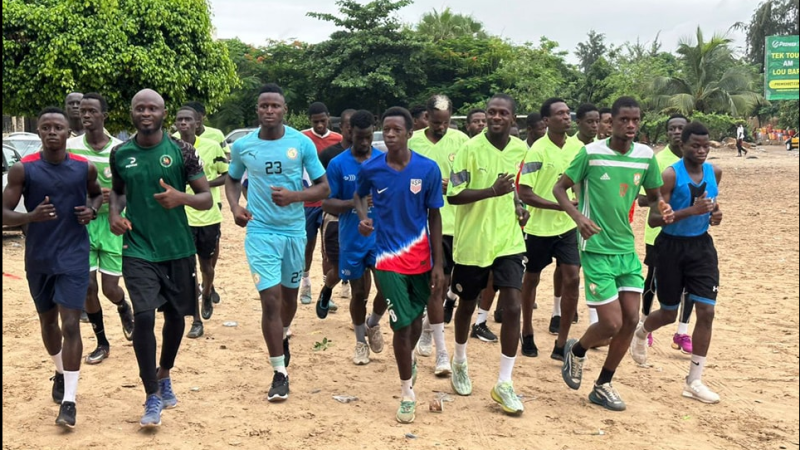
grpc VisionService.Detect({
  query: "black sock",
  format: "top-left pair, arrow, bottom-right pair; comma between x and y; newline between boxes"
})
87,311 -> 110,348
572,341 -> 587,358
116,296 -> 129,312
597,367 -> 615,385
321,285 -> 333,304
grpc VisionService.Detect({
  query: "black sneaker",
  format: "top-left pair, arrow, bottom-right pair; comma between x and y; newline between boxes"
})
201,295 -> 213,320
551,340 -> 565,361
573,312 -> 579,324
210,286 -> 221,304
117,301 -> 134,341
470,322 -> 498,342
268,371 -> 289,402
51,371 -> 64,403
315,290 -> 330,319
443,299 -> 456,324
520,334 -> 538,357
55,401 -> 76,429
283,337 -> 291,368
549,315 -> 561,335
187,321 -> 204,338
494,308 -> 503,323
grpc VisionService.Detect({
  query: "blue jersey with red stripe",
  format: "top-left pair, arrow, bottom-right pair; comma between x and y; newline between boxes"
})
356,151 -> 443,275
21,152 -> 90,274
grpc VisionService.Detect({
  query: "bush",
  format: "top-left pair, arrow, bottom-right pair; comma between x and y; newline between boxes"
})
690,112 -> 738,141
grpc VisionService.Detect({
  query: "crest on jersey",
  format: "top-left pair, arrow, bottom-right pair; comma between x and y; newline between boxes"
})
448,153 -> 456,162
287,148 -> 298,160
252,272 -> 261,285
160,155 -> 173,167
410,178 -> 422,194
619,183 -> 629,197
633,173 -> 641,186
589,283 -> 597,294
104,166 -> 112,178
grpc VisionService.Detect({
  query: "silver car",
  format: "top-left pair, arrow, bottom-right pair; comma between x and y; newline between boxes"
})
4,132 -> 42,158
3,144 -> 26,230
372,131 -> 387,152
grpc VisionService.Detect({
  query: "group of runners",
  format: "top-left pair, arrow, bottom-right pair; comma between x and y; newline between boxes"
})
2,83 -> 724,429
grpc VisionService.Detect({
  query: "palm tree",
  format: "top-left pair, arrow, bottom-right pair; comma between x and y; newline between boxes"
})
652,27 -> 764,117
416,7 -> 488,42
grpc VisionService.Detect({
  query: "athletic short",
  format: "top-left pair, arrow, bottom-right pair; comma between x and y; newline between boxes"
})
322,213 -> 339,265
655,232 -> 719,309
644,244 -> 657,267
524,229 -> 580,273
122,256 -> 197,316
245,233 -> 305,291
88,214 -> 123,276
451,254 -> 525,300
374,270 -> 430,331
340,248 -> 376,281
27,271 -> 89,313
305,206 -> 324,241
191,223 -> 221,260
580,251 -> 643,305
442,235 -> 455,275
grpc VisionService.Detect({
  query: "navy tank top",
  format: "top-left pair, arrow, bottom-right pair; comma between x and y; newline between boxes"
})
662,159 -> 718,237
22,152 -> 90,274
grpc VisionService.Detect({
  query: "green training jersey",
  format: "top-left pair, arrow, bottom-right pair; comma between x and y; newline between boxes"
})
409,128 -> 469,236
642,147 -> 681,246
519,134 -> 583,237
564,139 -> 662,255
448,133 -> 527,267
185,136 -> 228,226
110,134 -> 205,262
67,134 -> 123,215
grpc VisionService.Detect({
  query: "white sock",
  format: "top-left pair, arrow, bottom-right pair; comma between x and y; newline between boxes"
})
498,354 -> 515,383
51,350 -> 64,374
401,378 -> 414,400
552,296 -> 562,317
635,322 -> 650,339
63,370 -> 79,403
589,308 -> 599,325
677,322 -> 689,335
446,289 -> 458,301
431,323 -> 446,355
302,273 -> 311,287
422,314 -> 431,332
454,342 -> 468,363
641,313 -> 648,323
476,308 -> 489,325
688,355 -> 706,383
270,356 -> 288,376
282,327 -> 290,340
322,274 -> 327,285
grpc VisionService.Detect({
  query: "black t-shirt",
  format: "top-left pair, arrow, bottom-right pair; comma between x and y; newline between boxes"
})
319,142 -> 346,169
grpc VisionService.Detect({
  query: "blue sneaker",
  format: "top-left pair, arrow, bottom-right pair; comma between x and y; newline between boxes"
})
140,394 -> 163,428
159,378 -> 178,409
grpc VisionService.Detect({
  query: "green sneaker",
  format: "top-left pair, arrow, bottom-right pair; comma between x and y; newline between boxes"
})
396,397 -> 416,423
450,358 -> 472,396
491,381 -> 524,415
411,358 -> 418,387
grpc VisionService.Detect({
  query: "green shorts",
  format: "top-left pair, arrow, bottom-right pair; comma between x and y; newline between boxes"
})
88,214 -> 123,276
580,251 -> 643,305
373,270 -> 430,331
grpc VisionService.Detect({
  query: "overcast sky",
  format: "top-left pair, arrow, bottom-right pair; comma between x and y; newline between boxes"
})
210,0 -> 757,61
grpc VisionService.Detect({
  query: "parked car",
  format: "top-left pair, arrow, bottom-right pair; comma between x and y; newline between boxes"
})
372,131 -> 387,152
786,136 -> 799,151
3,132 -> 41,157
224,128 -> 257,146
3,144 -> 27,231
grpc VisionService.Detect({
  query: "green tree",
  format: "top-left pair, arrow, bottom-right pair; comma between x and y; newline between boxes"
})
735,0 -> 799,71
604,35 -> 678,106
3,0 -> 238,131
415,7 -> 487,42
575,30 -> 607,74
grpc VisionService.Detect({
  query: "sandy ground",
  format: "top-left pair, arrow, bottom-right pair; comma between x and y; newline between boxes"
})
2,145 -> 798,450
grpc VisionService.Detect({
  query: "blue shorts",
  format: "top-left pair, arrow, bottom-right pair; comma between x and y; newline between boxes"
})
245,233 -> 306,291
27,271 -> 89,313
339,248 -> 377,281
304,206 -> 324,241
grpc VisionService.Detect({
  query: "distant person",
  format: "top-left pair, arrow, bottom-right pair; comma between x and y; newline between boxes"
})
572,103 -> 600,145
182,101 -> 227,151
510,124 -> 521,138
736,124 -> 747,157
525,112 -> 547,148
410,104 -> 429,131
466,108 -> 487,138
65,92 -> 84,136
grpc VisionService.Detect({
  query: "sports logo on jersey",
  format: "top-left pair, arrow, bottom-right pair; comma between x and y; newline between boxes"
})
448,153 -> 456,162
252,272 -> 261,285
343,174 -> 356,182
600,173 -> 611,181
589,283 -> 597,295
160,155 -> 173,168
104,166 -> 112,178
410,178 -> 422,194
287,148 -> 298,160
619,183 -> 629,197
633,173 -> 641,186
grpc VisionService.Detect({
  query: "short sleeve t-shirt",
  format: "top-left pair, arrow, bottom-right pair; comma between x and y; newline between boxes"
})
302,129 -> 342,207
229,126 -> 325,237
67,134 -> 123,215
185,136 -> 229,227
356,151 -> 443,275
328,148 -> 383,255
173,126 -> 227,149
564,139 -> 663,255
408,128 -> 469,237
642,147 -> 681,245
447,133 -> 527,267
518,133 -> 583,237
110,134 -> 205,262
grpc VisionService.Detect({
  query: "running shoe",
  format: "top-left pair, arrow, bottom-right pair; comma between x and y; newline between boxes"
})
471,322 -> 498,343
55,401 -> 76,429
551,340 -> 565,361
672,334 -> 693,354
647,332 -> 654,347
283,337 -> 291,368
187,321 -> 204,339
201,295 -> 213,320
494,308 -> 503,323
268,372 -> 289,402
353,342 -> 370,365
521,334 -> 538,357
416,329 -> 433,357
366,323 -> 384,353
51,371 -> 64,404
443,299 -> 456,324
315,291 -> 330,319
589,382 -> 627,411
396,398 -> 416,423
450,358 -> 472,396
117,301 -> 135,341
159,377 -> 178,409
85,346 -> 109,365
682,379 -> 720,404
630,322 -> 649,365
338,282 -> 350,299
300,284 -> 312,305
491,381 -> 524,415
140,394 -> 163,428
562,338 -> 585,390
210,286 -> 221,304
548,315 -> 561,335
434,351 -> 452,377
411,358 -> 418,387
328,299 -> 339,312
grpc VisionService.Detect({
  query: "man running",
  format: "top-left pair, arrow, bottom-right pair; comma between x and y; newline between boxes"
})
525,112 -> 547,148
410,104 -> 429,131
3,107 -> 102,429
226,84 -> 329,402
354,106 -> 443,423
448,94 -> 530,415
465,108 -> 487,138
553,96 -> 673,412
630,121 -> 723,404
183,101 -> 228,151
300,102 -> 342,306
573,103 -> 600,146
408,95 -> 469,376
175,106 -> 229,339
736,123 -> 747,157
65,92 -> 85,136
67,93 -> 135,364
110,89 -> 213,427
597,107 -> 613,140
321,110 -> 387,365
518,98 -> 583,359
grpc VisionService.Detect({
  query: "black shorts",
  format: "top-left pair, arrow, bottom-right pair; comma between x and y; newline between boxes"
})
524,229 -> 581,273
644,244 -> 657,267
655,233 -> 719,310
451,254 -> 525,300
27,271 -> 89,313
442,235 -> 455,275
123,256 -> 198,317
322,213 -> 339,265
192,224 -> 221,260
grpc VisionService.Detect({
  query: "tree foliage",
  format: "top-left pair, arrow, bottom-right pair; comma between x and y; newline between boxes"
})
737,0 -> 800,71
415,7 -> 488,42
575,30 -> 607,74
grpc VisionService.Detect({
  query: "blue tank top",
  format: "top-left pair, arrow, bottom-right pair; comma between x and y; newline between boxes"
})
662,159 -> 718,237
22,152 -> 90,274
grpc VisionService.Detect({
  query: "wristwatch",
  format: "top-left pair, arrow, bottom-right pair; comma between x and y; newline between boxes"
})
91,207 -> 98,220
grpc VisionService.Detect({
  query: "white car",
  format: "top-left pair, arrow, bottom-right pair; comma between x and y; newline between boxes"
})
372,131 -> 387,152
3,144 -> 26,231
3,132 -> 41,158
224,128 -> 257,146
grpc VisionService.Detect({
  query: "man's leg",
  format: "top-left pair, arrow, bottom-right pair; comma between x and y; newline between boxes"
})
394,315 -> 423,423
300,207 -> 321,305
683,301 -> 719,402
132,308 -> 164,427
350,273 -> 371,365
100,273 -> 133,341
260,284 -> 291,402
472,273 -> 498,342
555,264 -> 581,352
672,294 -> 694,353
451,264 -> 489,396
520,271 -> 540,357
37,306 -> 65,403
156,305 -> 186,409
84,271 -> 110,364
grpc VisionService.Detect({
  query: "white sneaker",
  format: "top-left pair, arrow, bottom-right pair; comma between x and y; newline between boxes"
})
366,323 -> 384,353
353,342 -> 370,365
434,352 -> 452,377
300,284 -> 312,305
682,379 -> 720,404
629,322 -> 649,365
339,283 -> 350,299
416,330 -> 433,357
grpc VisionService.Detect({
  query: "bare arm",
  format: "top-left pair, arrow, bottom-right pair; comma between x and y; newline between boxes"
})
448,173 -> 514,205
554,174 -> 601,240
637,194 -> 649,207
322,197 -> 353,215
86,163 -> 103,211
519,184 -> 562,210
208,173 -> 227,188
272,174 -> 330,207
184,176 -> 213,210
2,163 -> 42,227
648,168 -> 697,227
